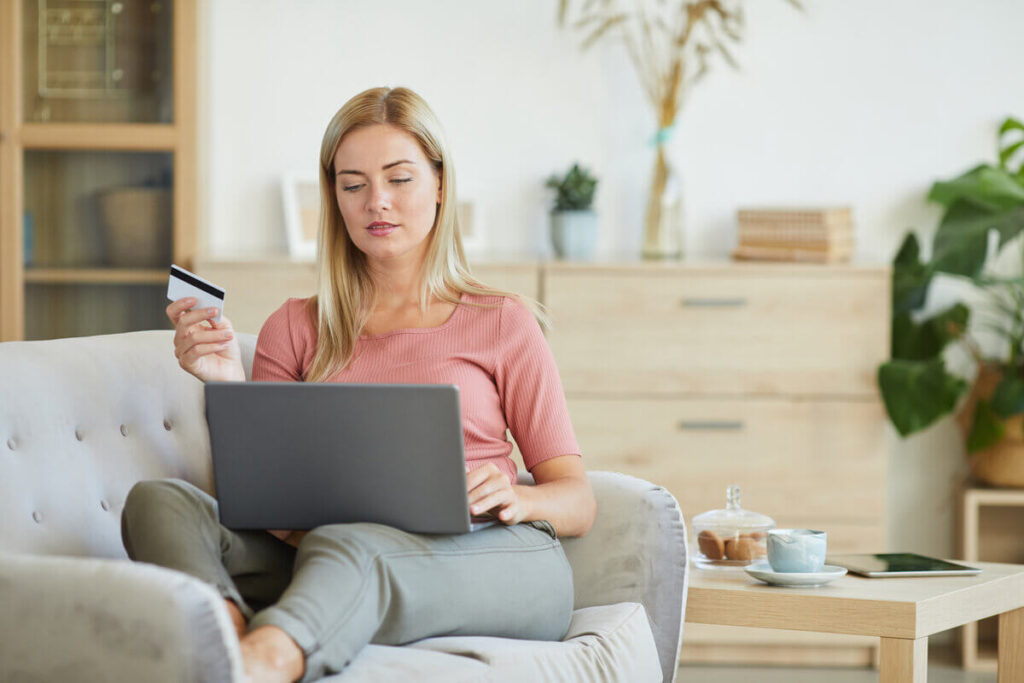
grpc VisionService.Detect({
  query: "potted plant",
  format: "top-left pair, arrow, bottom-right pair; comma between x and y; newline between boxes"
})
878,116 -> 1024,486
545,162 -> 599,260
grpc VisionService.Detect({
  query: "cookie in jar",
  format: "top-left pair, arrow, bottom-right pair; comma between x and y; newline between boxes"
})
692,485 -> 774,569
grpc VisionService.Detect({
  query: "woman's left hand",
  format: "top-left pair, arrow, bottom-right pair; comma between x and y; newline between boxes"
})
467,463 -> 528,525
267,529 -> 308,548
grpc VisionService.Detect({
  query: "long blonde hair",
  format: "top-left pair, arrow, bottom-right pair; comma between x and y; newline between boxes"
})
303,86 -> 548,383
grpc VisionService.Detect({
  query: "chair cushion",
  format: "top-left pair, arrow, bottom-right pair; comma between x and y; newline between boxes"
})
401,602 -> 662,683
322,644 -> 491,682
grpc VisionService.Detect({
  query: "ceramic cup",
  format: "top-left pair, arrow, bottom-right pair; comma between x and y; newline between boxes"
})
766,529 -> 827,573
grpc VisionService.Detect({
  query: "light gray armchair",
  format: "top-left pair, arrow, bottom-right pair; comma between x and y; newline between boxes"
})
0,330 -> 689,682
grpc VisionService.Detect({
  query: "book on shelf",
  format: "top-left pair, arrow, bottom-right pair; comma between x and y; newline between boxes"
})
735,205 -> 855,262
732,243 -> 853,264
737,232 -> 856,248
737,227 -> 854,246
737,206 -> 853,229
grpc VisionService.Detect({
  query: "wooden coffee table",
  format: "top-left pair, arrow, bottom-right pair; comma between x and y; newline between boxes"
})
685,560 -> 1024,682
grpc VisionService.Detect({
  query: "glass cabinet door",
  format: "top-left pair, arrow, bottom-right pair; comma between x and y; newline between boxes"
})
23,150 -> 174,340
24,150 -> 173,267
25,283 -> 170,339
22,0 -> 173,123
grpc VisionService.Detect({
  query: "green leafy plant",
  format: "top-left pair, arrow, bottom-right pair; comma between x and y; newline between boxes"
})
879,117 -> 1024,452
545,163 -> 598,212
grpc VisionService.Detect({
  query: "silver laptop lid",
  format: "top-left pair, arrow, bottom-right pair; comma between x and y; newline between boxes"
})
204,382 -> 475,534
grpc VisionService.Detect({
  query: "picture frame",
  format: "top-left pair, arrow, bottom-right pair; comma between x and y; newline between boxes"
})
457,200 -> 485,254
281,172 -> 321,260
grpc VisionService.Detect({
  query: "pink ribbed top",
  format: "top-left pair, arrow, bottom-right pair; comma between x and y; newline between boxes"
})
251,292 -> 581,484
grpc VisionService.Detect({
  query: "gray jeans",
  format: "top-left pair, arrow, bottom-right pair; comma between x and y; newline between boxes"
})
120,478 -> 574,682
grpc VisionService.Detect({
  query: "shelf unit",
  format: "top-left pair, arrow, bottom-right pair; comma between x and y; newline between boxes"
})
0,0 -> 197,341
958,484 -> 1024,671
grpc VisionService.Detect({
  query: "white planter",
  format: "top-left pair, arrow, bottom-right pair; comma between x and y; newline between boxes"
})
550,209 -> 598,260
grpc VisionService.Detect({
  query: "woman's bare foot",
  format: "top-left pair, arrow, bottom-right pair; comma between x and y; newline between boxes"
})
239,625 -> 305,683
225,599 -> 248,639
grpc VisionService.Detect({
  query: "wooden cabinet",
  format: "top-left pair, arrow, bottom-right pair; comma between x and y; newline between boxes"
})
543,260 -> 890,666
0,0 -> 197,341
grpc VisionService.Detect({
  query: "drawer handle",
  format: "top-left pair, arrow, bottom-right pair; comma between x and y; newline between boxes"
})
677,420 -> 745,431
680,297 -> 748,308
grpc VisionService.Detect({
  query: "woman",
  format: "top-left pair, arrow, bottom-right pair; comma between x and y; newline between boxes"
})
121,86 -> 596,683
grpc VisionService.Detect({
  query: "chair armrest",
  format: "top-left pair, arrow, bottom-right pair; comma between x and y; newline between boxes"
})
0,552 -> 242,683
237,332 -> 257,380
519,470 -> 689,683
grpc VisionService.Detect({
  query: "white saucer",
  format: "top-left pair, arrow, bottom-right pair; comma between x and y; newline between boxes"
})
744,561 -> 847,587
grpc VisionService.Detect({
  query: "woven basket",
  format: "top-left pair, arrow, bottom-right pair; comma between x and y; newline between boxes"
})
98,187 -> 172,267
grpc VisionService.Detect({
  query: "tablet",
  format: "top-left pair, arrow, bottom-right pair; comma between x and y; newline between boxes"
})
827,553 -> 982,578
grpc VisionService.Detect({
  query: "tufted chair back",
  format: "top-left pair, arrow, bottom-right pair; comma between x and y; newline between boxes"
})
0,330 -> 258,558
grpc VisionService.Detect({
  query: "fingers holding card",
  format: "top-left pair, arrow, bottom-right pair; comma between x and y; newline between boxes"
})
166,265 -> 245,384
167,264 -> 225,322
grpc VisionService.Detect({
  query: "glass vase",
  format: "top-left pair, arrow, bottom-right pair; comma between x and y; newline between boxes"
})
643,144 -> 684,260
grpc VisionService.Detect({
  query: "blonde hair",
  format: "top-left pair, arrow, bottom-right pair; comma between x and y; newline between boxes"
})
303,86 -> 548,383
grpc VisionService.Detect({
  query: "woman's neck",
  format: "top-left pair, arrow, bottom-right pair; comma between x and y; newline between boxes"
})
367,255 -> 428,311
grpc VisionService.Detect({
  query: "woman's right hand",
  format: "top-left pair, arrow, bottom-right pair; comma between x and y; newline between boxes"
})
167,297 -> 246,383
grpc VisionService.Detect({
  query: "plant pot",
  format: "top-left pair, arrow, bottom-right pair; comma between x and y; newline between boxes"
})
98,187 -> 172,267
550,209 -> 597,260
956,363 -> 1024,487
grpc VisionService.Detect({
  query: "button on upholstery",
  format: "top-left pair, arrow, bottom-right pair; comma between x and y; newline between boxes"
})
163,419 -> 172,431
120,424 -> 128,437
100,500 -> 110,511
7,438 -> 15,450
32,511 -> 42,523
75,430 -> 84,441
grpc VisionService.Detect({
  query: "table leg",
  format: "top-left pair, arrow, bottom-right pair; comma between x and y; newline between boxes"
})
999,607 -> 1024,683
879,636 -> 927,683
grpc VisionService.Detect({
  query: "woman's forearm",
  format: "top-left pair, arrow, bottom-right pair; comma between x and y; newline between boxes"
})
515,475 -> 596,537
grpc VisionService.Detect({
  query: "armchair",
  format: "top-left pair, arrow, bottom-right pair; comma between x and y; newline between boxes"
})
0,330 -> 688,681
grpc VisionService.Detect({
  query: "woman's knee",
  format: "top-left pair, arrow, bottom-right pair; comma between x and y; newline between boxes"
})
121,478 -> 219,558
294,522 -> 399,564
121,478 -> 214,536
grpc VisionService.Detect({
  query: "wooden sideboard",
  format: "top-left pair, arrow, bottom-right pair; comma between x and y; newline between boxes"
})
197,255 -> 891,666
543,260 -> 889,667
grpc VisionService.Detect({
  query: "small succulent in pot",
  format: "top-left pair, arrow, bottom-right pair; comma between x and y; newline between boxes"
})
545,162 -> 599,259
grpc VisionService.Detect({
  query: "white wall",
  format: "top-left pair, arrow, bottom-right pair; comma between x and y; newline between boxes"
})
197,0 -> 1024,559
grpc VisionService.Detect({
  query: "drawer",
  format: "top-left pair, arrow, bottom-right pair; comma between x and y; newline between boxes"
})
568,396 -> 886,550
545,269 -> 889,396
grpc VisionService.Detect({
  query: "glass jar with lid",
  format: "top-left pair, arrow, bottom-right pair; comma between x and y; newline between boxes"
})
691,484 -> 775,569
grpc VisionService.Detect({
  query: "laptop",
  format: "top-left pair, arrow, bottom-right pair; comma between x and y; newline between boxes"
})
204,381 -> 495,534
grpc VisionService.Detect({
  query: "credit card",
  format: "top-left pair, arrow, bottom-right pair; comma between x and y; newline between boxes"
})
167,264 -> 226,322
